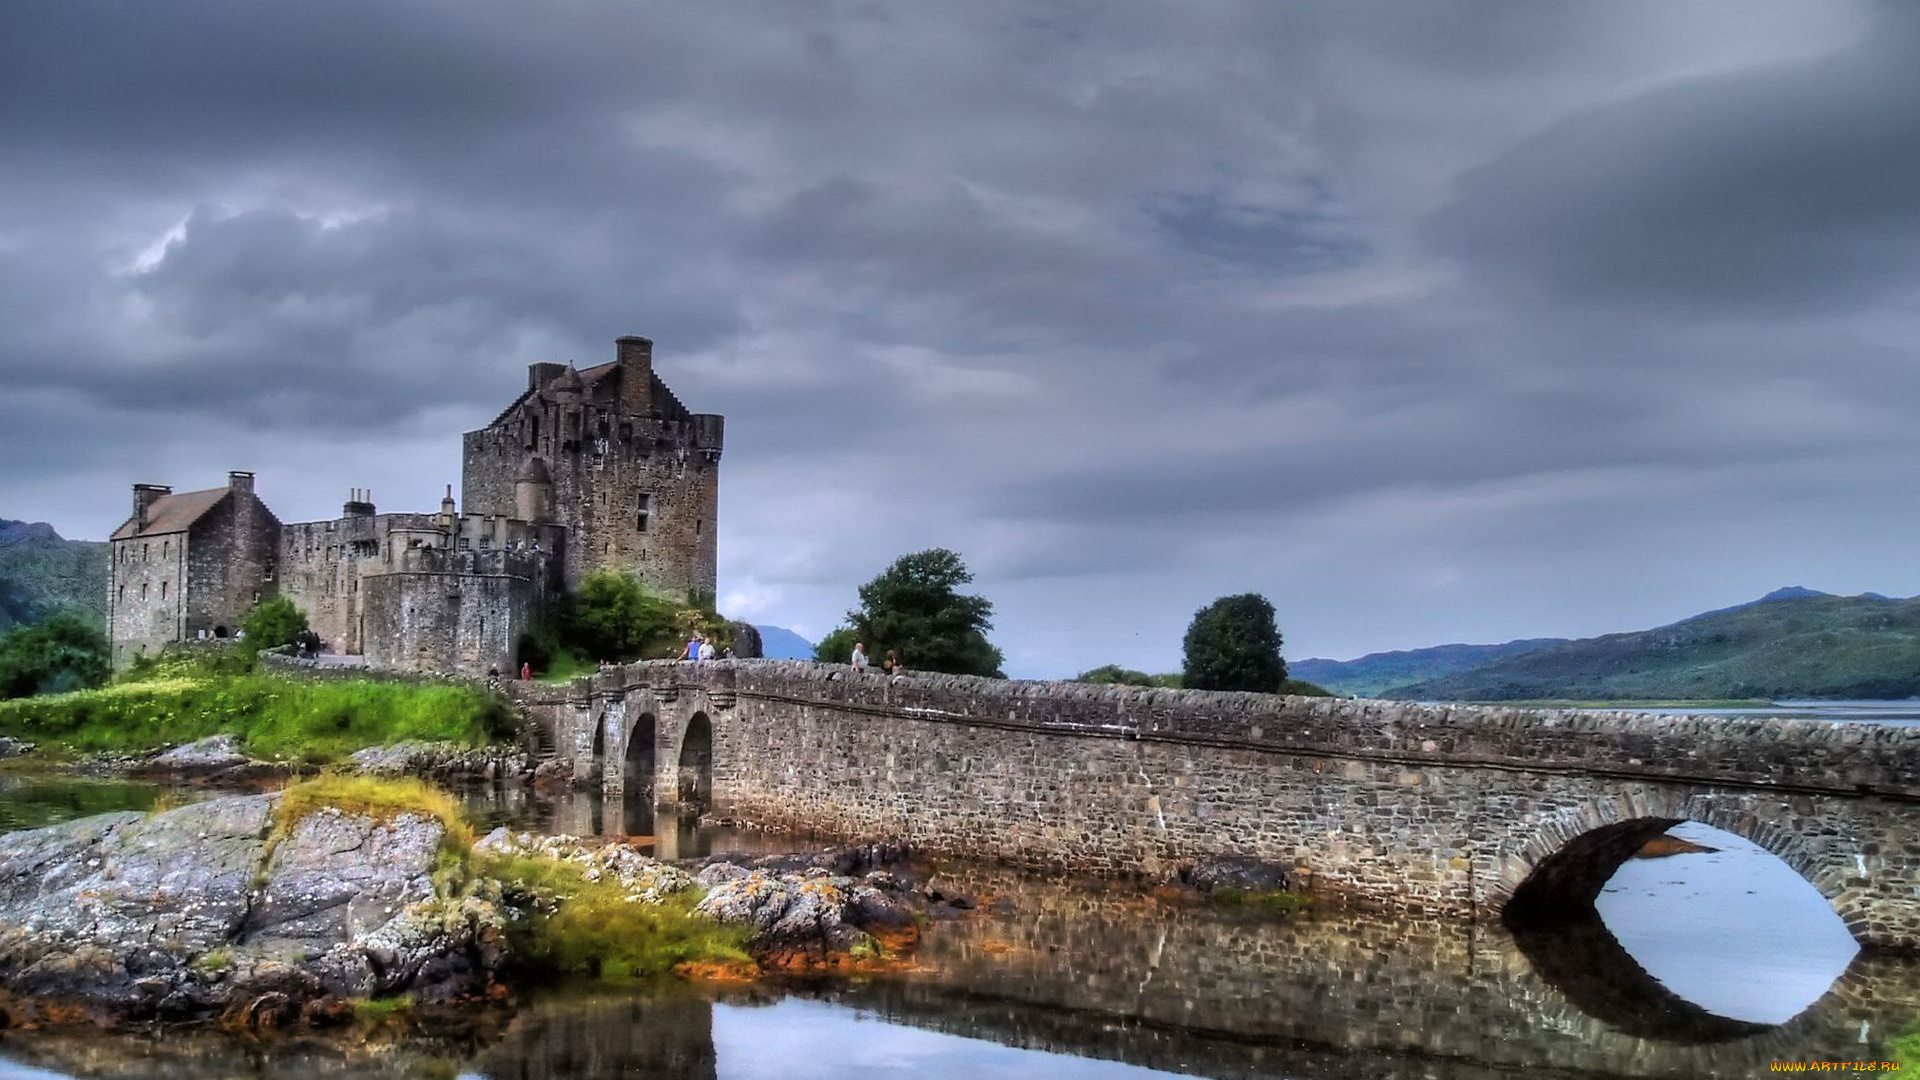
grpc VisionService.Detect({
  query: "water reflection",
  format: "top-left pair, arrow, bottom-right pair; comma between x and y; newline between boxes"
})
1597,822 -> 1859,1026
0,781 -> 1911,1079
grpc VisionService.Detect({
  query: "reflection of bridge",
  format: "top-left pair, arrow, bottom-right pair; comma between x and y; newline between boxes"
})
463,873 -> 1920,1079
510,658 -> 1920,947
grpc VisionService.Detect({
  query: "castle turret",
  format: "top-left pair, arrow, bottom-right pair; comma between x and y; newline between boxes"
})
616,336 -> 652,416
514,458 -> 554,523
438,485 -> 457,532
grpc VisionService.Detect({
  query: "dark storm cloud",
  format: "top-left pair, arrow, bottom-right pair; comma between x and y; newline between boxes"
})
0,0 -> 1912,675
1427,6 -> 1920,314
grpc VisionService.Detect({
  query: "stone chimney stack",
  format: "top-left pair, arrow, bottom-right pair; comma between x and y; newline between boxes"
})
616,335 -> 653,416
438,485 -> 457,532
227,470 -> 255,495
528,362 -> 567,392
344,487 -> 375,517
133,483 -> 171,529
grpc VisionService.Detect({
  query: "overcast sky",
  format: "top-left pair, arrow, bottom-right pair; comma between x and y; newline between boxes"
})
3,1 -> 1917,677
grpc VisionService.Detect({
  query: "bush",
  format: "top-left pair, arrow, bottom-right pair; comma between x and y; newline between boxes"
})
521,572 -> 738,674
241,596 -> 308,650
0,613 -> 110,700
813,626 -> 859,665
1074,665 -> 1162,687
1183,594 -> 1287,693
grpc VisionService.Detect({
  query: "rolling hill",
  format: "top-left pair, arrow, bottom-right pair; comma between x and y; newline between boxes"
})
0,520 -> 109,632
1386,590 -> 1920,701
1292,639 -> 1566,699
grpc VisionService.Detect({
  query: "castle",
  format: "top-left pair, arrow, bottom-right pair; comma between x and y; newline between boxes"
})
106,336 -> 723,673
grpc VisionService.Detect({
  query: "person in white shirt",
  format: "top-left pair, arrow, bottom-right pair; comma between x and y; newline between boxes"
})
851,642 -> 869,672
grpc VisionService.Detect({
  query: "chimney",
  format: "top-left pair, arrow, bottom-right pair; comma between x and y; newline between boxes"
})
616,335 -> 653,415
133,483 -> 171,529
528,362 -> 567,393
228,470 -> 254,495
439,484 -> 457,531
343,487 -> 376,517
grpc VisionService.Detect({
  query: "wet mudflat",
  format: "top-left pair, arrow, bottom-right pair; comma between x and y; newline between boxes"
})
0,775 -> 1911,1079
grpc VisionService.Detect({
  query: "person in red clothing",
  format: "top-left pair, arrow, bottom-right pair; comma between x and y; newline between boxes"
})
519,661 -> 532,680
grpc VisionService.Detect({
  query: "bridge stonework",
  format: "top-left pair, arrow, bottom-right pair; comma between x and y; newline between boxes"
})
514,660 -> 1920,948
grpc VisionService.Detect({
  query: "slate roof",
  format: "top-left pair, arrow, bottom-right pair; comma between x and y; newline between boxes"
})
109,487 -> 230,541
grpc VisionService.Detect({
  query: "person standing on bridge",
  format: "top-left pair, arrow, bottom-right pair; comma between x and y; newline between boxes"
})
852,642 -> 869,672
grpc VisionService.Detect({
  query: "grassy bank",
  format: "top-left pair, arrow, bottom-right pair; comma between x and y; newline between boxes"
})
0,665 -> 517,763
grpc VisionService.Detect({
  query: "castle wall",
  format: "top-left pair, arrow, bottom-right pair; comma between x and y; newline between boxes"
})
183,489 -> 278,640
278,513 -> 438,654
108,534 -> 188,667
361,551 -> 542,675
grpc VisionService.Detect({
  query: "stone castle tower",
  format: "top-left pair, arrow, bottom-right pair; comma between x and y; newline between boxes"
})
459,336 -> 724,598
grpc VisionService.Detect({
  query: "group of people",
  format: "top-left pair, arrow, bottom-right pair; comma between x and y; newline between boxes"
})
849,642 -> 904,675
293,629 -> 325,659
683,633 -> 732,661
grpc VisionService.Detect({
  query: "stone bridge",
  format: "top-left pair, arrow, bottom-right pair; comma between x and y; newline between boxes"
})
510,659 -> 1920,948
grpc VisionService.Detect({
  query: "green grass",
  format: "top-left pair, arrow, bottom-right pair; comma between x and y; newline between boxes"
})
482,853 -> 752,979
1891,1022 -> 1920,1068
0,669 -> 518,763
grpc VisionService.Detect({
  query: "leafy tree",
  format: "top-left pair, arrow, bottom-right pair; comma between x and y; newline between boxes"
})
241,596 -> 308,650
813,626 -> 860,665
1182,593 -> 1287,693
0,612 -> 110,699
564,572 -> 679,661
843,549 -> 1003,677
1075,664 -> 1159,686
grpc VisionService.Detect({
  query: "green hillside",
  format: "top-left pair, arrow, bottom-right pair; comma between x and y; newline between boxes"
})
1389,593 -> 1920,701
1292,638 -> 1566,698
0,521 -> 109,632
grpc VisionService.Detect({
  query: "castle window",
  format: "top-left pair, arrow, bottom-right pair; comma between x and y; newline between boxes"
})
636,494 -> 651,533
526,414 -> 540,450
140,583 -> 148,601
118,585 -> 125,602
264,563 -> 275,582
479,536 -> 490,550
695,518 -> 702,536
458,538 -> 471,551
162,540 -> 170,560
142,543 -> 150,562
160,580 -> 167,600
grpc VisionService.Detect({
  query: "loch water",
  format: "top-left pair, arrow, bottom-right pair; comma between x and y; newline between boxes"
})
0,777 -> 1912,1079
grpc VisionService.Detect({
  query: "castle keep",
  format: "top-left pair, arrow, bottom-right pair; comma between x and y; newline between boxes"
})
107,336 -> 723,672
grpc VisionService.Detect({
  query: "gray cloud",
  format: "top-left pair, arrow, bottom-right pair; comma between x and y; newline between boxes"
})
0,0 -> 1913,677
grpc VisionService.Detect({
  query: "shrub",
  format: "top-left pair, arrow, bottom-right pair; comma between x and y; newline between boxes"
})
0,613 -> 110,700
241,596 -> 308,650
837,549 -> 1003,676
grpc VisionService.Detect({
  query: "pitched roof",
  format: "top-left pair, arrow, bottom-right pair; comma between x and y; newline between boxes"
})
109,487 -> 230,541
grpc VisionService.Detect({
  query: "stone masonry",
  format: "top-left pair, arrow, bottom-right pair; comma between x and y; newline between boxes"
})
517,658 -> 1920,949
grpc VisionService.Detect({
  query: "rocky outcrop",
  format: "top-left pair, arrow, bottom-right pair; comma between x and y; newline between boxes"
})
136,734 -> 284,781
348,740 -> 532,781
0,737 -> 33,759
476,830 -> 923,967
0,794 -> 503,1027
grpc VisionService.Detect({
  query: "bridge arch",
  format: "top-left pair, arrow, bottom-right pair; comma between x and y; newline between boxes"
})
674,711 -> 713,809
620,712 -> 658,800
1488,788 -> 1868,940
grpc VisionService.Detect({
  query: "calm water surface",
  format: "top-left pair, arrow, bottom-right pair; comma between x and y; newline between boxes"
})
0,776 -> 1910,1079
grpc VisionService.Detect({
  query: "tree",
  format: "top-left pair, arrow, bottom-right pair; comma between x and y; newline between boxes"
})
843,549 -> 1003,676
0,612 -> 110,699
1182,593 -> 1286,693
565,571 -> 679,661
241,596 -> 308,650
813,626 -> 859,665
1075,664 -> 1158,687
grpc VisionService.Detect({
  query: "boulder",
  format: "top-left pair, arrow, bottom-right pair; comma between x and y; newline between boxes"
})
138,735 -> 280,780
0,737 -> 34,759
1181,854 -> 1293,893
0,793 -> 502,1026
348,740 -> 532,781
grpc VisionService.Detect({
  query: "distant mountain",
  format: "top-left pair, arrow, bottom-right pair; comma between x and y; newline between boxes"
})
0,520 -> 109,633
1388,590 -> 1920,701
754,624 -> 816,661
1292,639 -> 1567,699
